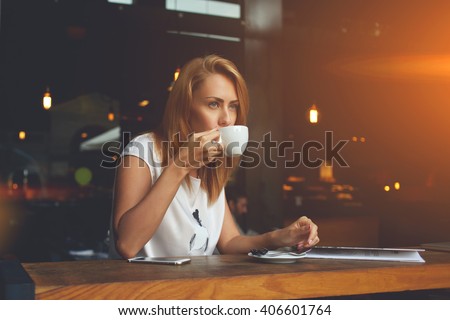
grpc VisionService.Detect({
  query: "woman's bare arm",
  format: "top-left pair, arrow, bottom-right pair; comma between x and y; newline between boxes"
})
112,156 -> 187,259
217,200 -> 319,254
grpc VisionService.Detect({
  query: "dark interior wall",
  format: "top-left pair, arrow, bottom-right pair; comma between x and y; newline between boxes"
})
281,0 -> 450,246
282,0 -> 450,191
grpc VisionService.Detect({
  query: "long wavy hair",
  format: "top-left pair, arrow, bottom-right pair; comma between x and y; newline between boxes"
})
154,54 -> 249,203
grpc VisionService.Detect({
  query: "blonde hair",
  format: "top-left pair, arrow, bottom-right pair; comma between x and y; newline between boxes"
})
154,54 -> 249,203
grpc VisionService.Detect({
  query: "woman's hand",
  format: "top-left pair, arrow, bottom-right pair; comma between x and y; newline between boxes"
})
273,216 -> 319,250
173,129 -> 223,171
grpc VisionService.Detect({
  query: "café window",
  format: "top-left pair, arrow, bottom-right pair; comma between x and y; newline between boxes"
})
166,0 -> 241,19
166,30 -> 240,42
107,0 -> 134,4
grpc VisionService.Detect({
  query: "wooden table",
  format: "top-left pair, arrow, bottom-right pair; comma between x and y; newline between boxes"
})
22,251 -> 450,299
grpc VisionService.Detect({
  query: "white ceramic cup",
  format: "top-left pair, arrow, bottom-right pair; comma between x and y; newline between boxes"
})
218,125 -> 249,157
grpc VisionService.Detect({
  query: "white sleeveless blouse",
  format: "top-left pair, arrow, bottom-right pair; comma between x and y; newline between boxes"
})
109,133 -> 225,258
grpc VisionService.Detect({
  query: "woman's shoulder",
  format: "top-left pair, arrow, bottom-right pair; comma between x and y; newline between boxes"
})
122,132 -> 162,173
125,132 -> 158,151
123,132 -> 158,158
129,132 -> 156,144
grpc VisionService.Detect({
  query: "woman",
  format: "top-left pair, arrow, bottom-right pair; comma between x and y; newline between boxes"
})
110,54 -> 319,259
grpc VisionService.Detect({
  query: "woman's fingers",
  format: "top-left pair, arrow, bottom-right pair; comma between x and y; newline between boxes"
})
296,235 -> 319,251
200,132 -> 223,164
305,223 -> 319,248
293,216 -> 319,249
194,128 -> 220,144
181,129 -> 223,167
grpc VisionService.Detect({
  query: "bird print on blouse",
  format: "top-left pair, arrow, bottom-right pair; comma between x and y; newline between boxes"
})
189,209 -> 209,254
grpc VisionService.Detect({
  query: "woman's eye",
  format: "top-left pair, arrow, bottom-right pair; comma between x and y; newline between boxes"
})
229,104 -> 239,111
208,101 -> 219,108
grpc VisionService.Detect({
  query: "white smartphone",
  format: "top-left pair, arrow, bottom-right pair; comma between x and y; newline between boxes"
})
127,256 -> 191,265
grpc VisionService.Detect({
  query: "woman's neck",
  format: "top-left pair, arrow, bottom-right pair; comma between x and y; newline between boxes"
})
189,169 -> 199,179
